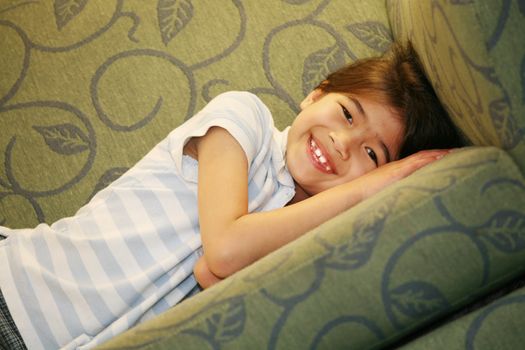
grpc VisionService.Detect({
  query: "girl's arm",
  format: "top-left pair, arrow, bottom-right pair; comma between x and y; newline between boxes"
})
193,126 -> 447,286
193,255 -> 223,289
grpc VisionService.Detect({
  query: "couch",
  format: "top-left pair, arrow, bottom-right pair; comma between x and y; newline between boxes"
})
1,0 -> 524,349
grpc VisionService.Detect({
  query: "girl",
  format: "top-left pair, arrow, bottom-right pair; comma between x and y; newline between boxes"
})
0,42 -> 464,349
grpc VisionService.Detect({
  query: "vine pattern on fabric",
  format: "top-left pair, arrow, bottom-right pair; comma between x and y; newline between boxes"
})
0,0 -> 392,226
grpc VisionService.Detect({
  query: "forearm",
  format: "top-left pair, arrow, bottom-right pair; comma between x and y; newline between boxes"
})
204,180 -> 362,278
195,125 -> 448,280
202,149 -> 448,278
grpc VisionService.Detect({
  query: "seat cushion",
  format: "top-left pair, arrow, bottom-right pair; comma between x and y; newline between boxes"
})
399,283 -> 525,350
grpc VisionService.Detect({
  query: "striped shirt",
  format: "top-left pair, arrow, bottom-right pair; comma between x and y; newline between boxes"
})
0,91 -> 295,349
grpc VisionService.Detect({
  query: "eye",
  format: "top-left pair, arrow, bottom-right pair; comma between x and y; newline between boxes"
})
366,147 -> 378,166
341,105 -> 353,124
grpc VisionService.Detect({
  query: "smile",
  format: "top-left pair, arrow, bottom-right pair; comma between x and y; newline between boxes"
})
309,137 -> 334,174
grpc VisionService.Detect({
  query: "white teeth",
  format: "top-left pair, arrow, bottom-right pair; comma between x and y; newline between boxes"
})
309,137 -> 332,172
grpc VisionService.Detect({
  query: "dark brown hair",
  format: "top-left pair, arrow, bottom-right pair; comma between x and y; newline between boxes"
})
317,41 -> 466,158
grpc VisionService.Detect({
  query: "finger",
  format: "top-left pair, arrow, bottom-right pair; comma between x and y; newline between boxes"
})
394,152 -> 445,175
409,153 -> 446,170
399,150 -> 450,165
404,149 -> 448,159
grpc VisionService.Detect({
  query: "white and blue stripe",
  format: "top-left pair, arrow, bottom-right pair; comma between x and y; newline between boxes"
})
0,91 -> 295,349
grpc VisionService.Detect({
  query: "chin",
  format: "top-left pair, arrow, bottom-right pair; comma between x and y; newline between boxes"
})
301,184 -> 320,197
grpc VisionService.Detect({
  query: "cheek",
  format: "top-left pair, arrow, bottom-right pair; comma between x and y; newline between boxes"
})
387,124 -> 406,157
342,160 -> 373,183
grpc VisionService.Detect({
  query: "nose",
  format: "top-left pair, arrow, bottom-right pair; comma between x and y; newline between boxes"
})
328,128 -> 366,160
328,130 -> 355,160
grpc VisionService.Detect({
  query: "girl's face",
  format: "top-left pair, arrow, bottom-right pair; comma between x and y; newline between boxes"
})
286,90 -> 405,197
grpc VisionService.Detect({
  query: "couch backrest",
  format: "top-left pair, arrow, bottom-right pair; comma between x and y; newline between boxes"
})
0,1 -> 393,227
387,0 -> 525,173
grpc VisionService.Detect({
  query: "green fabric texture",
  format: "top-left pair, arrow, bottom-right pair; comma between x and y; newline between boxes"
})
99,147 -> 525,349
0,0 -> 391,228
388,0 -> 525,172
399,285 -> 525,350
1,1 -> 525,349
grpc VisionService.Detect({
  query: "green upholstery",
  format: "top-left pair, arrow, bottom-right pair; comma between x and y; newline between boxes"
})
0,0 -> 391,228
99,147 -> 525,349
400,285 -> 525,350
388,0 -> 525,171
1,1 -> 524,349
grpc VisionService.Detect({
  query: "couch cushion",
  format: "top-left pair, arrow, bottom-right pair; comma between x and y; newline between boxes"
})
98,147 -> 525,349
399,283 -> 525,350
387,0 -> 525,174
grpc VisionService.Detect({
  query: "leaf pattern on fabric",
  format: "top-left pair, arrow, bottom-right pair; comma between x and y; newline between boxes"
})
321,220 -> 382,270
302,44 -> 344,96
390,281 -> 449,319
207,300 -> 245,343
490,98 -> 521,149
450,0 -> 474,4
478,211 -> 525,253
33,124 -> 89,155
346,22 -> 392,52
157,0 -> 194,46
319,196 -> 393,270
184,297 -> 246,345
54,0 -> 89,30
88,167 -> 128,201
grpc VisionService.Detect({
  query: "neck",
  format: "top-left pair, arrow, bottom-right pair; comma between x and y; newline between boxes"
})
287,182 -> 311,205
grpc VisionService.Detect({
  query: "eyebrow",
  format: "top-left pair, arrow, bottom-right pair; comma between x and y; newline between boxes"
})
350,97 -> 366,117
350,97 -> 392,163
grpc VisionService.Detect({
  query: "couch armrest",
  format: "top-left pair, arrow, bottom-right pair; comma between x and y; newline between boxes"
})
98,147 -> 525,349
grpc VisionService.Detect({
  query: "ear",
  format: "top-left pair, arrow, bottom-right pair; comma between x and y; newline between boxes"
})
300,88 -> 324,110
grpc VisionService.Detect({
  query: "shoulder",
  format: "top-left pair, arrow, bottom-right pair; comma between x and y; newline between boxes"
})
204,91 -> 272,126
210,91 -> 264,106
167,91 -> 276,172
191,92 -> 275,150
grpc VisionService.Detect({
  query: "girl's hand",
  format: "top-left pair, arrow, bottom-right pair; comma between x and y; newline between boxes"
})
350,149 -> 450,201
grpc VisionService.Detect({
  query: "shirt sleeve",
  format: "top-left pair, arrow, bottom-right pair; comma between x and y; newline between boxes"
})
167,91 -> 274,182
